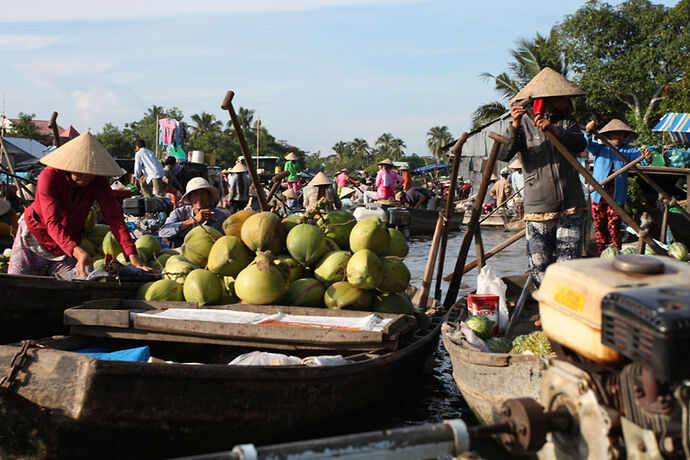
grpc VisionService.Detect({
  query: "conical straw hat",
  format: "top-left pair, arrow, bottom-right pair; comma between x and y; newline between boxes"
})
377,158 -> 393,166
339,187 -> 355,199
285,152 -> 298,161
40,132 -> 125,176
399,164 -> 408,171
599,118 -> 638,143
509,158 -> 522,169
490,172 -> 498,181
282,188 -> 297,199
513,67 -> 585,101
231,162 -> 248,173
308,171 -> 332,187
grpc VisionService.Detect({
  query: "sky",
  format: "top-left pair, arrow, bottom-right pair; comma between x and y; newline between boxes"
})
0,0 -> 681,157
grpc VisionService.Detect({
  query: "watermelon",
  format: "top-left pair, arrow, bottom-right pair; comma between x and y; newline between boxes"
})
600,246 -> 621,258
464,315 -> 494,340
485,337 -> 512,354
668,242 -> 688,262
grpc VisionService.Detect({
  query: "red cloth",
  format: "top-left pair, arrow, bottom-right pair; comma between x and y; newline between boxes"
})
24,167 -> 136,258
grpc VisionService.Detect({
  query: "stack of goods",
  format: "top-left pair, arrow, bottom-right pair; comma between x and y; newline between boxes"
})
462,314 -> 555,357
600,242 -> 689,262
138,206 -> 415,314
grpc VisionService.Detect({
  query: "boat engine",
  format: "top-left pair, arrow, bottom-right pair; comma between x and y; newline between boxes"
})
122,196 -> 173,238
525,255 -> 690,460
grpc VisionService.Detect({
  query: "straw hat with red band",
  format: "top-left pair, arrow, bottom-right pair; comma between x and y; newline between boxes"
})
39,132 -> 126,177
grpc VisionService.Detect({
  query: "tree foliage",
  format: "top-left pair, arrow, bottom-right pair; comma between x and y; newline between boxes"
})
8,113 -> 51,145
426,126 -> 453,159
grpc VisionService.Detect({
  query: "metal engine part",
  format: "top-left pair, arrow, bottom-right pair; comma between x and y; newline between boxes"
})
538,359 -> 620,460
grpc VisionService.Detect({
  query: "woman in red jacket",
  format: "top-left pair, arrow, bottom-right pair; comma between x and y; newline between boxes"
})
8,132 -> 150,279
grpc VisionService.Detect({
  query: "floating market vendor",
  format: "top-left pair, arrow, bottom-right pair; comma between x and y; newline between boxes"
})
284,152 -> 302,193
399,164 -> 412,192
159,177 -> 230,248
282,188 -> 301,210
335,169 -> 355,195
396,187 -> 437,210
303,172 -> 341,210
375,158 -> 403,199
134,139 -> 165,197
585,119 -> 651,254
489,168 -> 512,209
497,67 -> 588,286
509,157 -> 524,198
339,186 -> 357,209
227,162 -> 251,212
7,132 -> 150,279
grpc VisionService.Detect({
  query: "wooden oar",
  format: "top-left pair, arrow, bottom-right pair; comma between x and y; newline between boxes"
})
434,132 -> 469,300
523,106 -> 667,256
592,129 -> 690,222
588,155 -> 645,189
443,132 -> 506,308
221,91 -> 269,211
418,212 -> 444,310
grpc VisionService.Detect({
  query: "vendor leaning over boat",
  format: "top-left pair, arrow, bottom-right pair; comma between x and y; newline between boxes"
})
159,177 -> 230,248
585,119 -> 651,254
498,68 -> 587,286
7,133 -> 151,279
395,187 -> 437,210
303,172 -> 341,210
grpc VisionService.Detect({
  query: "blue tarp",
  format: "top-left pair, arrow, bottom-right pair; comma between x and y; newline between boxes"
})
413,163 -> 451,173
75,345 -> 151,362
653,113 -> 690,143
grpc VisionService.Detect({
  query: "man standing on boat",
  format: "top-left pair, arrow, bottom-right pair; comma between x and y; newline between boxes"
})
489,168 -> 511,209
497,67 -> 587,286
134,139 -> 165,197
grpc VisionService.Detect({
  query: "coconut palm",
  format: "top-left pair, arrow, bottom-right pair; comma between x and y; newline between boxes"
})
225,107 -> 255,135
376,133 -> 394,157
390,138 -> 406,160
350,138 -> 370,167
471,31 -> 569,129
332,141 -> 348,161
426,126 -> 453,160
190,112 -> 222,140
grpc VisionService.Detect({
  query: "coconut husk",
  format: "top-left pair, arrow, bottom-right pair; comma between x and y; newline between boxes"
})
40,132 -> 125,176
513,67 -> 585,101
307,172 -> 332,187
599,118 -> 639,144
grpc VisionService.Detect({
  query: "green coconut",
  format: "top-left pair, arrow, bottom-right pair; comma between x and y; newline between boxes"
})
145,279 -> 184,301
273,255 -> 304,283
282,278 -> 326,308
151,253 -> 172,271
182,225 -> 222,267
324,281 -> 373,310
136,281 -> 155,300
219,276 -> 240,304
286,224 -> 327,268
86,224 -> 110,248
136,235 -> 161,261
317,211 -> 356,250
183,269 -> 223,306
371,293 -> 415,314
223,209 -> 256,238
281,214 -> 302,235
325,237 -> 340,252
349,216 -> 390,255
240,212 -> 284,254
84,209 -> 97,233
164,257 -> 198,284
93,258 -> 105,270
206,235 -> 252,277
234,253 -> 287,305
102,231 -> 122,258
346,249 -> 383,290
314,251 -> 351,285
80,238 -> 98,257
378,256 -> 411,294
159,249 -> 180,256
383,228 -> 409,258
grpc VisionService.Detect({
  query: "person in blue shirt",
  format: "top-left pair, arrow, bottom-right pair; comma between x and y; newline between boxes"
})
585,119 -> 652,254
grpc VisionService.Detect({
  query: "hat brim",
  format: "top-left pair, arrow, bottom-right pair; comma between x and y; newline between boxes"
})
181,185 -> 220,204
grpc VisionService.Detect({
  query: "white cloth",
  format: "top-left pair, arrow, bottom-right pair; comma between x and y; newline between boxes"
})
134,147 -> 165,182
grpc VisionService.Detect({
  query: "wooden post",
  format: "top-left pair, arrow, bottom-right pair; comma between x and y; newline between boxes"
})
418,213 -> 444,310
525,108 -> 667,256
221,91 -> 269,211
434,132 -> 469,300
660,203 -> 669,244
443,132 -> 506,309
474,226 -> 486,269
48,111 -> 61,147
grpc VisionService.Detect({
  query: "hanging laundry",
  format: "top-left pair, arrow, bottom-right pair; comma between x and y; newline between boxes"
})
175,121 -> 186,147
168,144 -> 186,161
159,118 -> 177,145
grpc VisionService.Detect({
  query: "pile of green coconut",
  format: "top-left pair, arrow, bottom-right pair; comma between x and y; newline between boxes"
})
118,210 -> 414,314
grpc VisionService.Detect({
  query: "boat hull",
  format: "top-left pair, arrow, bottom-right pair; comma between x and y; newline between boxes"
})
408,208 -> 464,235
0,273 -> 141,344
0,308 -> 454,459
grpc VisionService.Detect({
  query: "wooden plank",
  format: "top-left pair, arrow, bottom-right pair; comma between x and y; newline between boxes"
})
64,309 -> 132,328
69,326 -> 399,352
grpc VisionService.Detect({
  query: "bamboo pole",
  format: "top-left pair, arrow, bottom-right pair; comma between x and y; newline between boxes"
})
449,229 -> 525,278
594,155 -> 645,188
592,129 -> 690,222
525,108 -> 666,256
418,212 -> 444,310
221,91 -> 269,211
434,132 -> 469,300
443,133 -> 506,308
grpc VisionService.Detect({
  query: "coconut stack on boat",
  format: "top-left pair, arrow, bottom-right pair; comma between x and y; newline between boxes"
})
136,203 -> 414,313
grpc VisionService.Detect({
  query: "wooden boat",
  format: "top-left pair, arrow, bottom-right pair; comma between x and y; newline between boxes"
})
0,273 -> 142,344
441,274 -> 544,426
407,208 -> 465,235
0,289 -> 458,459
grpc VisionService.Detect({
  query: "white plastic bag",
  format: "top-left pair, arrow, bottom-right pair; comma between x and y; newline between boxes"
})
476,264 -> 508,334
229,351 -> 301,366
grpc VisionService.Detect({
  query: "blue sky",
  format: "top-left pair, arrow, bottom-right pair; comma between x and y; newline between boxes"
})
0,0 -> 681,157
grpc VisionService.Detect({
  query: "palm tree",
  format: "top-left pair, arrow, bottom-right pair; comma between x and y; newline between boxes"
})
390,138 -> 406,160
332,141 -> 348,161
426,126 -> 453,160
225,107 -> 255,135
471,31 -> 568,129
375,133 -> 393,157
350,138 -> 370,167
190,112 -> 222,140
